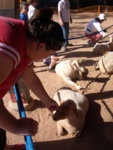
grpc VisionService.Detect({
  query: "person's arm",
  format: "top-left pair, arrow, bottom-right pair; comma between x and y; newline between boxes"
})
22,64 -> 59,111
58,2 -> 64,26
0,53 -> 38,135
58,11 -> 64,26
69,1 -> 72,24
94,22 -> 106,37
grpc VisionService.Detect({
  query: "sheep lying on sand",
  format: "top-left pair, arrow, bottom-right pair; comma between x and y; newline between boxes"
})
93,34 -> 113,55
51,88 -> 89,137
55,59 -> 88,90
95,51 -> 113,74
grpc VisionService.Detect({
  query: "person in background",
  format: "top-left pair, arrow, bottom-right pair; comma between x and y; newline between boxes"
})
27,0 -> 39,69
20,1 -> 29,21
43,54 -> 66,72
85,13 -> 107,44
58,0 -> 73,52
0,7 -> 64,150
27,0 -> 38,19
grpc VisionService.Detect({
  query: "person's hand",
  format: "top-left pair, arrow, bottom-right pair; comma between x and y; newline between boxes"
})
60,21 -> 64,26
45,98 -> 59,112
15,118 -> 38,136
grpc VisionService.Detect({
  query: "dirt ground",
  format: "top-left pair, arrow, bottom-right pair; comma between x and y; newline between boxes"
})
3,12 -> 113,150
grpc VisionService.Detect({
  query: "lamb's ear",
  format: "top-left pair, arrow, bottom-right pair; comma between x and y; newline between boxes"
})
60,100 -> 74,111
78,59 -> 84,64
71,60 -> 75,66
71,60 -> 77,70
66,100 -> 74,107
65,100 -> 78,115
74,60 -> 82,71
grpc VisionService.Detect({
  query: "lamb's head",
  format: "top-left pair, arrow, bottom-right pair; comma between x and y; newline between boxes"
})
107,34 -> 113,51
71,59 -> 88,78
52,100 -> 78,121
71,59 -> 86,72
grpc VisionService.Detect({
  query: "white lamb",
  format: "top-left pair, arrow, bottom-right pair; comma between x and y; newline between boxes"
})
52,88 -> 89,137
55,59 -> 88,90
93,34 -> 113,55
95,51 -> 113,74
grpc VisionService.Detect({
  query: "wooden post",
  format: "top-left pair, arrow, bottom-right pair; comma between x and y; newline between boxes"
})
0,0 -> 19,18
98,5 -> 100,14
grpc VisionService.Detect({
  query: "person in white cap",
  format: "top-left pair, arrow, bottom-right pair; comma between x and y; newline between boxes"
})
85,13 -> 107,44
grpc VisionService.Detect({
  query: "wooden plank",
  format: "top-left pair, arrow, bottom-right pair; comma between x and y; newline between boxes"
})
0,0 -> 19,18
0,0 -> 14,9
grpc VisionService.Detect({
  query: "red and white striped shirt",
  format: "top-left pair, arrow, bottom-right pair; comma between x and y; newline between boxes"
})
0,17 -> 31,99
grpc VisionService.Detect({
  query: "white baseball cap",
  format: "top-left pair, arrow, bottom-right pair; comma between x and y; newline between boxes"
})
98,13 -> 107,20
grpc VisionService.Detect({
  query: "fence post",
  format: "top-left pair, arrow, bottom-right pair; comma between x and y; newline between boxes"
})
98,5 -> 100,14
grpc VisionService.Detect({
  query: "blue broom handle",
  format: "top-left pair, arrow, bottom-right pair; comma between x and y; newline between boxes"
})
13,83 -> 35,150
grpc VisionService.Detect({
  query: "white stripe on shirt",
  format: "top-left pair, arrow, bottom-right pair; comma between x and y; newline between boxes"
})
0,43 -> 20,69
0,43 -> 20,63
0,48 -> 18,69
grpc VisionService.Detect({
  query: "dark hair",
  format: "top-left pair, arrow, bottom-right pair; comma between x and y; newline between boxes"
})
26,7 -> 65,51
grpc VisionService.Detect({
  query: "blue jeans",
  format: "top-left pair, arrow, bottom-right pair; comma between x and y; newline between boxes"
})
61,22 -> 69,50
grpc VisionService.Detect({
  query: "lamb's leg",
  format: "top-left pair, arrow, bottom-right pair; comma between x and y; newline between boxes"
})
63,77 -> 82,90
94,62 -> 99,70
57,122 -> 64,136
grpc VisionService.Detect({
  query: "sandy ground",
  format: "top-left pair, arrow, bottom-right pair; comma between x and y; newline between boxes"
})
3,12 -> 113,150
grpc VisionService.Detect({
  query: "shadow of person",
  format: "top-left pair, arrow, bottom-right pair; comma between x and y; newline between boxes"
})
84,101 -> 103,132
8,100 -> 113,150
33,123 -> 113,150
85,90 -> 113,101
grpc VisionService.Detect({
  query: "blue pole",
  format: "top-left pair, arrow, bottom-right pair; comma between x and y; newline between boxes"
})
13,83 -> 35,150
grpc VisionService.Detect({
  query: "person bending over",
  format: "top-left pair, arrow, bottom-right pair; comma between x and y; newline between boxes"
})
0,7 -> 64,149
85,13 -> 107,44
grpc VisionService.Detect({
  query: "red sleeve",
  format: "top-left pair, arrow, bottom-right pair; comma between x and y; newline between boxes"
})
0,17 -> 27,69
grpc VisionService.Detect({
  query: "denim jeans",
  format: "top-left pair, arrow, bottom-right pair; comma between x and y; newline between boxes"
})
61,22 -> 69,50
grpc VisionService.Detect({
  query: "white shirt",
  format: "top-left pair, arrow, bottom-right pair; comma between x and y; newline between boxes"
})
28,5 -> 36,20
85,19 -> 106,37
58,0 -> 70,22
